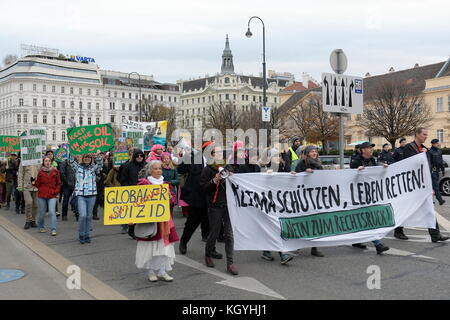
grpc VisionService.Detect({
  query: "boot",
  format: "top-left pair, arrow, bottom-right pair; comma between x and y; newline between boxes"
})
179,241 -> 187,255
24,221 -> 31,230
431,235 -> 450,243
394,230 -> 408,240
227,264 -> 238,275
352,243 -> 367,249
375,243 -> 390,254
311,247 -> 324,257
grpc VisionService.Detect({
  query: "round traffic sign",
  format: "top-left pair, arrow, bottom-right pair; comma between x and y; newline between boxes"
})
330,49 -> 347,74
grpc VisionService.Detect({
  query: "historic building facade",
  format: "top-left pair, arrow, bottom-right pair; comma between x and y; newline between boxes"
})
178,36 -> 291,130
0,54 -> 179,145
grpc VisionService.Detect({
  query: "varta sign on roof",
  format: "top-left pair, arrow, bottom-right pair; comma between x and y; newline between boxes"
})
68,55 -> 95,63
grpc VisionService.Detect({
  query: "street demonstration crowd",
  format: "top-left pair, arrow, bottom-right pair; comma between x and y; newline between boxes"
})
0,127 -> 448,282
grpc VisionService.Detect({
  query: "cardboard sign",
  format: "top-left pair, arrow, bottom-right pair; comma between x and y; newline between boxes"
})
67,123 -> 114,155
54,144 -> 69,162
113,137 -> 132,166
21,135 -> 45,166
0,136 -> 21,153
103,184 -> 171,225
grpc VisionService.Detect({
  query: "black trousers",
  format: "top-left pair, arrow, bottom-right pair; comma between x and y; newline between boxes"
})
15,189 -> 25,211
205,206 -> 234,264
62,187 -> 74,217
431,172 -> 444,202
181,206 -> 209,244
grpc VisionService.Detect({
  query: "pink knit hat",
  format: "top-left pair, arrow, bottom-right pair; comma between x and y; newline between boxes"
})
151,144 -> 164,153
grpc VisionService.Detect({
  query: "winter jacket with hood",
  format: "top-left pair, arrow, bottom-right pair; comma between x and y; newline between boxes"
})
119,149 -> 146,186
35,167 -> 61,199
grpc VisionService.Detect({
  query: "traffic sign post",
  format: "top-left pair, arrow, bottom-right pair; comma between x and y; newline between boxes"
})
262,106 -> 271,122
324,49 -> 364,169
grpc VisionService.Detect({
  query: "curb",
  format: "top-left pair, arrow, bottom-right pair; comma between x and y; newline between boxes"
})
0,214 -> 128,300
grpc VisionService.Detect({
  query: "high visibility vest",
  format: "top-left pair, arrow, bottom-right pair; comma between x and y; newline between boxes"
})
289,147 -> 299,161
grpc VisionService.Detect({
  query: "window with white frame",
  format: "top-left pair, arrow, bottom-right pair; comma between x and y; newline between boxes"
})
437,129 -> 444,143
437,97 -> 443,112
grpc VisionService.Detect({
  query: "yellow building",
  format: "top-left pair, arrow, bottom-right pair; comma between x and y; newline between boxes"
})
344,59 -> 450,149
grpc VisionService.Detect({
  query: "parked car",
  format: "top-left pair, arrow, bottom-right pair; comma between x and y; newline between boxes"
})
320,155 -> 350,169
439,155 -> 450,196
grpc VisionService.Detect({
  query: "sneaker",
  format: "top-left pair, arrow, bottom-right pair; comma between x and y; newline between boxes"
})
51,231 -> 57,236
39,228 -> 46,233
24,222 -> 31,230
227,264 -> 239,275
205,256 -> 215,268
30,221 -> 37,228
311,247 -> 324,257
158,273 -> 174,282
211,251 -> 223,259
394,231 -> 408,240
376,244 -> 390,254
280,254 -> 293,265
261,251 -> 275,261
148,273 -> 158,282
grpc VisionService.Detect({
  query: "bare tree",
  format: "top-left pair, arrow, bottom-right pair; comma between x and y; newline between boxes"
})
359,79 -> 432,148
140,97 -> 179,142
286,94 -> 339,154
204,102 -> 242,136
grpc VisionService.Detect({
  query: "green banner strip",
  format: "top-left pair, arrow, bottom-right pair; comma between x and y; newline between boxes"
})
279,204 -> 395,240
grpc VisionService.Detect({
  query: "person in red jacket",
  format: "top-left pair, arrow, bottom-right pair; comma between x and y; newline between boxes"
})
34,156 -> 61,236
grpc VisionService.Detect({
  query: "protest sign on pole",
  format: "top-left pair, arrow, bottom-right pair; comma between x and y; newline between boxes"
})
122,120 -> 167,151
226,153 -> 435,251
113,137 -> 131,166
29,127 -> 47,150
21,135 -> 45,166
54,144 -> 69,162
103,184 -> 171,225
124,129 -> 144,151
67,123 -> 114,155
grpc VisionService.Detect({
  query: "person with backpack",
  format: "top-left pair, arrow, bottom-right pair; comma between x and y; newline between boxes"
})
59,158 -> 76,221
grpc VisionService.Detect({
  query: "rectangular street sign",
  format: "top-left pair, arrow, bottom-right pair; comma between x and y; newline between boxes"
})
262,106 -> 271,122
322,73 -> 363,114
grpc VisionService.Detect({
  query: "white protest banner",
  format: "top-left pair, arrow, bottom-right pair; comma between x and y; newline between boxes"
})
226,153 -> 436,251
21,135 -> 45,166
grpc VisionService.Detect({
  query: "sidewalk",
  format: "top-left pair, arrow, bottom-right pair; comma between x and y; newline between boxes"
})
0,224 -> 93,300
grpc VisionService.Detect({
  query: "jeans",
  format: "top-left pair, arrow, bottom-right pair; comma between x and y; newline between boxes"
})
205,206 -> 234,264
62,187 -> 74,217
372,240 -> 381,246
77,195 -> 96,239
37,197 -> 57,232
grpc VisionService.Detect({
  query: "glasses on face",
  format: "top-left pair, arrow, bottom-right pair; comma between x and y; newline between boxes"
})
136,155 -> 144,158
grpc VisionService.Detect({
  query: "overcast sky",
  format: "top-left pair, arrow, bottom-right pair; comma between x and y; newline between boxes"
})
1,0 -> 449,84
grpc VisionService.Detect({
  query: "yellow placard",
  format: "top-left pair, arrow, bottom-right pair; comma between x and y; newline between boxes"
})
103,184 -> 170,225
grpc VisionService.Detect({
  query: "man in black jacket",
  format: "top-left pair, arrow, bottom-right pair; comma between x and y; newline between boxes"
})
428,139 -> 445,206
394,128 -> 449,242
59,158 -> 76,221
392,138 -> 407,162
200,142 -> 238,275
178,147 -> 211,255
377,143 -> 394,165
118,149 -> 145,237
350,142 -> 390,254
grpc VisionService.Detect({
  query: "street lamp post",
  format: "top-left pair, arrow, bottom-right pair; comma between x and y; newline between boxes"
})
128,72 -> 142,122
246,16 -> 267,130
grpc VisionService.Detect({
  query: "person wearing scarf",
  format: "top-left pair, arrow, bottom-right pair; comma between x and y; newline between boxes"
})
135,160 -> 179,282
34,156 -> 61,236
200,142 -> 238,276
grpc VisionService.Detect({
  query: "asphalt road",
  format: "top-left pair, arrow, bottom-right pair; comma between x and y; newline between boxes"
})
0,197 -> 449,300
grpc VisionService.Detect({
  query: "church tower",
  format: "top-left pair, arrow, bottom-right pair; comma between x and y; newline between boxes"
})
221,35 -> 235,74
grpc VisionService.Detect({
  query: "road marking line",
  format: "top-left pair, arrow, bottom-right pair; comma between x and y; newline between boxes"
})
176,255 -> 286,300
0,215 -> 127,300
366,247 -> 436,261
435,210 -> 450,231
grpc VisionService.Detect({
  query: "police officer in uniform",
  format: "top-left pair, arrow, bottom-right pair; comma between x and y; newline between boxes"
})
428,138 -> 446,205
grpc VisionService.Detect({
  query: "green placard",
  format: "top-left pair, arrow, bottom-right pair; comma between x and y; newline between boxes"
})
0,136 -> 21,153
280,204 -> 395,240
67,123 -> 114,155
